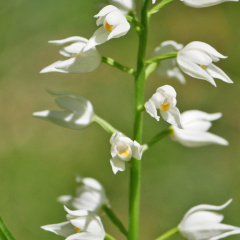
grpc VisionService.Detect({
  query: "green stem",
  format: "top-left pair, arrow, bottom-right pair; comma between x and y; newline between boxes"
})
145,62 -> 158,79
126,14 -> 142,33
155,227 -> 179,240
105,233 -> 116,240
0,217 -> 15,240
103,205 -> 128,237
102,56 -> 136,76
148,0 -> 175,16
143,128 -> 173,152
145,52 -> 177,65
128,0 -> 149,239
93,115 -> 120,134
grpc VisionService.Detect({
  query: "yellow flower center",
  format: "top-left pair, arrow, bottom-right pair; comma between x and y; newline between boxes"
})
160,102 -> 171,112
74,227 -> 81,233
105,22 -> 113,32
201,65 -> 206,69
118,146 -> 131,158
71,53 -> 83,58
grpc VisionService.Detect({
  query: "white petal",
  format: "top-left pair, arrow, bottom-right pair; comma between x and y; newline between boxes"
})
95,5 -> 119,18
82,178 -> 103,191
182,199 -> 232,221
210,229 -> 240,240
67,232 -> 104,240
181,110 -> 222,125
110,157 -> 126,174
183,120 -> 212,132
183,41 -> 227,59
172,128 -> 229,147
41,221 -> 74,237
182,0 -> 238,8
132,141 -> 143,160
40,61 -> 69,73
161,107 -> 182,128
84,27 -> 109,52
206,64 -> 233,83
109,0 -> 135,14
108,21 -> 130,40
59,42 -> 86,57
145,99 -> 160,121
177,56 -> 216,86
157,85 -> 177,98
64,206 -> 91,218
48,36 -> 88,46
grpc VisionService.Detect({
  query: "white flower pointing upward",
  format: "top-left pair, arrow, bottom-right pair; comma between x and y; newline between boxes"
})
110,132 -> 143,174
41,206 -> 105,240
177,41 -> 233,86
33,90 -> 94,130
58,175 -> 110,214
84,5 -> 130,52
40,36 -> 101,74
178,199 -> 240,240
151,40 -> 185,84
145,85 -> 182,128
171,110 -> 229,147
181,0 -> 238,8
109,0 -> 136,14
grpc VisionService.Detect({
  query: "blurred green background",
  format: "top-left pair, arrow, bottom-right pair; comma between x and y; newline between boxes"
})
0,0 -> 240,239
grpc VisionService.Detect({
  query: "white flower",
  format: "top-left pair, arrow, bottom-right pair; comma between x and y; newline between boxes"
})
84,5 -> 130,52
178,199 -> 240,240
181,0 -> 238,8
58,175 -> 110,214
33,90 -> 94,130
145,85 -> 182,128
171,110 -> 228,147
177,41 -> 233,86
109,0 -> 135,14
42,206 -> 105,240
110,132 -> 143,174
151,40 -> 186,84
40,36 -> 101,74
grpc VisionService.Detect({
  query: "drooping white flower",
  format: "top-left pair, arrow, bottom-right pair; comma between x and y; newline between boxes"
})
33,90 -> 94,130
42,206 -> 105,240
84,5 -> 130,52
178,199 -> 240,240
171,110 -> 228,147
40,36 -> 101,74
58,175 -> 110,214
181,0 -> 238,8
110,132 -> 143,174
109,0 -> 135,14
145,85 -> 182,128
177,41 -> 233,86
151,40 -> 186,84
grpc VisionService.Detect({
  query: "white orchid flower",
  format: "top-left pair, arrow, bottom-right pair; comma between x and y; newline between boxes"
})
171,110 -> 229,147
42,206 -> 105,240
181,0 -> 238,8
40,36 -> 101,74
109,0 -> 135,14
145,85 -> 182,128
151,40 -> 186,84
177,41 -> 233,86
178,199 -> 240,240
33,90 -> 94,130
84,5 -> 130,52
110,132 -> 143,174
58,175 -> 110,214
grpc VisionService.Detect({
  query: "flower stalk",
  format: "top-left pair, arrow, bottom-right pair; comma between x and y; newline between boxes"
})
102,204 -> 128,237
93,115 -> 120,134
155,227 -> 179,240
102,56 -> 136,76
148,0 -> 175,16
145,52 -> 178,65
105,233 -> 116,240
128,0 -> 149,239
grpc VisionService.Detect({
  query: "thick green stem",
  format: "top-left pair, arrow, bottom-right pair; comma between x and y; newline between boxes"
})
145,52 -> 177,65
0,217 -> 15,240
93,115 -> 120,134
102,56 -> 136,76
155,227 -> 179,240
103,205 -> 128,237
148,0 -> 175,16
143,128 -> 173,152
105,233 -> 116,240
128,0 -> 149,240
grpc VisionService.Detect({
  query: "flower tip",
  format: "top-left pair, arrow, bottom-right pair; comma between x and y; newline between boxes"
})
33,110 -> 50,118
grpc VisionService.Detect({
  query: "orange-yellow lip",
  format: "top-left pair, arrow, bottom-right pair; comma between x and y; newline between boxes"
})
105,22 -> 113,32
160,102 -> 171,112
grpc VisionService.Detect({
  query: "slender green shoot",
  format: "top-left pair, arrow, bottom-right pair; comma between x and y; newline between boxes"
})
145,52 -> 177,65
148,0 -> 175,16
105,233 -> 116,240
155,227 -> 179,240
0,217 -> 15,240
